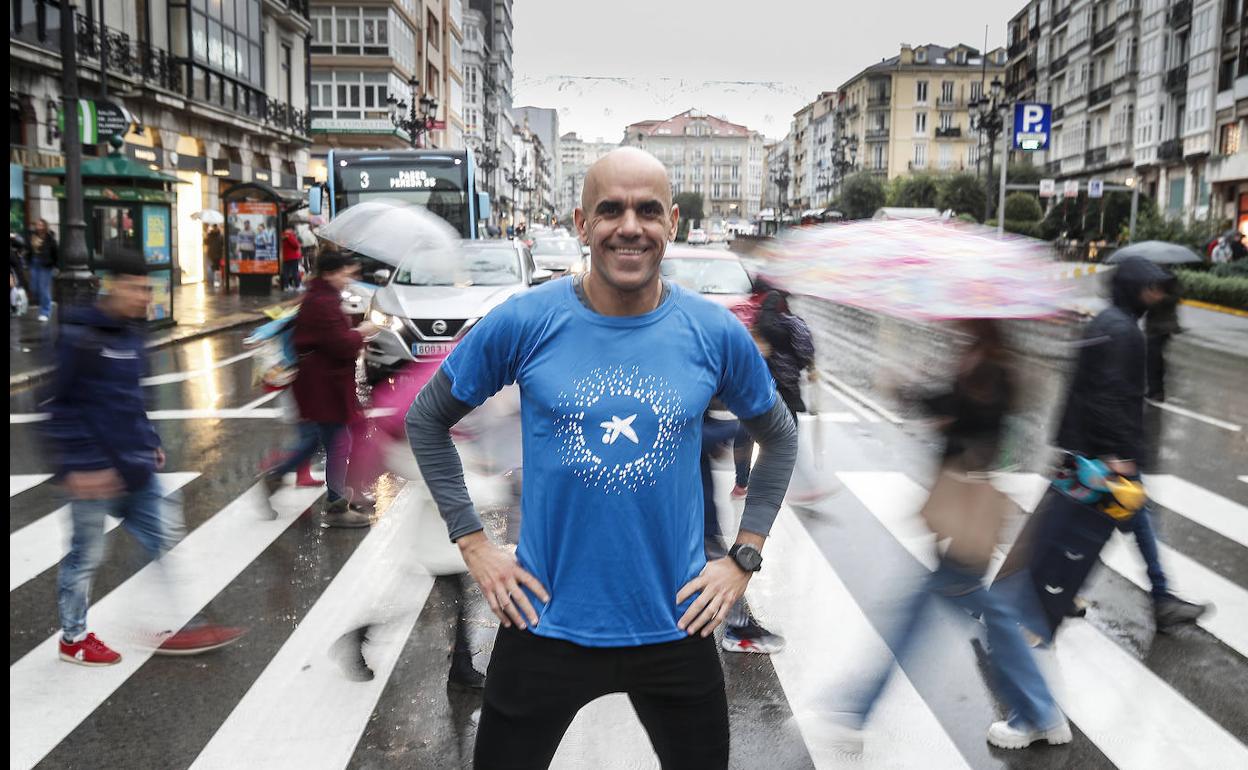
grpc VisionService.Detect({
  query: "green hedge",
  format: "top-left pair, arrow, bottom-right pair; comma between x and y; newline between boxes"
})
986,218 -> 1045,238
1211,260 -> 1248,279
1175,269 -> 1248,310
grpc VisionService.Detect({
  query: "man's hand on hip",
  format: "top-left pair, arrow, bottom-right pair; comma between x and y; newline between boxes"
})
457,531 -> 550,630
676,558 -> 752,637
65,468 -> 124,500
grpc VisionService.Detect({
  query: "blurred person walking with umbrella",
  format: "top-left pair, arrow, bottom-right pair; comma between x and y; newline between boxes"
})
204,224 -> 223,290
262,247 -> 378,526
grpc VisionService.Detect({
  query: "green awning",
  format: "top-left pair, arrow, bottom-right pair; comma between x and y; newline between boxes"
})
37,153 -> 184,184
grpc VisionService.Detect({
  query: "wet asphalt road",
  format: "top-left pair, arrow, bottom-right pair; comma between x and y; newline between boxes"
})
8,300 -> 1248,769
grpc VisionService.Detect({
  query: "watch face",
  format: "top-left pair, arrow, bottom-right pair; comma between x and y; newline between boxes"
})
736,546 -> 763,572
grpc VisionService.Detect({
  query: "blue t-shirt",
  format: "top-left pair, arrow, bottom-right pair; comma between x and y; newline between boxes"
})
442,278 -> 776,647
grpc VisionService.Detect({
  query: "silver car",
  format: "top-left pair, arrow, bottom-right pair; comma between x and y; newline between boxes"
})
363,240 -> 552,382
531,237 -> 587,276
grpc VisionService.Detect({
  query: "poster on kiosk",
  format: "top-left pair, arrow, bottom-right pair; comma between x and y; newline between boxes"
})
224,183 -> 283,295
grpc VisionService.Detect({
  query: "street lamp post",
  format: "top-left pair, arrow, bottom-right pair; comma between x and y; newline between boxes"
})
56,0 -> 95,309
830,133 -> 859,200
970,76 -> 1009,223
386,78 -> 439,148
770,163 -> 792,227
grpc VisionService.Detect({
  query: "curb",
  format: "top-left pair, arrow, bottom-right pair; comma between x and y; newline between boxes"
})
9,311 -> 267,392
1180,299 -> 1248,318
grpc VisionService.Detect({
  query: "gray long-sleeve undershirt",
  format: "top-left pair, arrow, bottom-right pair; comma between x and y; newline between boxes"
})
404,278 -> 799,542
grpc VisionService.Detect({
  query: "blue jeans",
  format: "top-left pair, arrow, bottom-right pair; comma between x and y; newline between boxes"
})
1128,505 -> 1168,598
272,421 -> 350,502
58,474 -> 178,639
30,264 -> 53,317
841,561 -> 1062,731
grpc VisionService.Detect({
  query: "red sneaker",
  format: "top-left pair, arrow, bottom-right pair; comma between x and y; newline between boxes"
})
59,633 -> 122,666
731,484 -> 749,500
295,461 -> 323,487
155,624 -> 246,656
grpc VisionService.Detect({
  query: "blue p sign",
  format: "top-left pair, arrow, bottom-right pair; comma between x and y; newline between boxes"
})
1014,103 -> 1051,151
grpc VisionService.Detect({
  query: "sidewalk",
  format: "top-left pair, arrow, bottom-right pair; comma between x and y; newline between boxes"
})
10,283 -> 292,390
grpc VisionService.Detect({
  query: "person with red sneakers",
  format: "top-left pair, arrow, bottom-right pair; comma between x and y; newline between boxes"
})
42,253 -> 244,665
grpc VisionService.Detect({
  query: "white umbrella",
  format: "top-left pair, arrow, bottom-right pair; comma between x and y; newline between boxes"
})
314,199 -> 460,270
191,209 -> 224,225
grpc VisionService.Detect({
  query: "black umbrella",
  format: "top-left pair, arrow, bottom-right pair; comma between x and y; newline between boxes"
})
1107,240 -> 1203,265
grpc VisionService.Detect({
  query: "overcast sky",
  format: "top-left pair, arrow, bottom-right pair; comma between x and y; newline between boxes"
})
511,0 -> 1013,143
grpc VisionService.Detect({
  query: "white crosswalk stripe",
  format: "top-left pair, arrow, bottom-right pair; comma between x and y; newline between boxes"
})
838,471 -> 1248,769
9,472 -> 201,592
10,474 -> 52,497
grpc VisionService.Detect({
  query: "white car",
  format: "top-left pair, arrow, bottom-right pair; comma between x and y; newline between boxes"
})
687,228 -> 709,245
531,237 -> 587,276
363,240 -> 552,382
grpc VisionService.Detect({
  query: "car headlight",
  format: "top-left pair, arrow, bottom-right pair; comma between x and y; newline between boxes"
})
369,309 -> 405,332
342,290 -> 363,304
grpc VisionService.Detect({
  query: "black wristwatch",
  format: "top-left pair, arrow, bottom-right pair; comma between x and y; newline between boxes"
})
728,543 -> 763,573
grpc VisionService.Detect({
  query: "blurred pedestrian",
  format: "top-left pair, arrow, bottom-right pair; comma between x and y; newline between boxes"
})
42,253 -> 243,665
204,224 -> 223,290
1016,256 -> 1207,642
280,225 -> 302,291
1144,269 -> 1181,402
29,218 -> 57,321
732,286 -> 815,499
262,247 -> 377,526
407,147 -> 797,768
832,319 -> 1069,751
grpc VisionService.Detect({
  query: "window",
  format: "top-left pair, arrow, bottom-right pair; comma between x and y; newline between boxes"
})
310,71 -> 394,119
185,0 -> 263,90
313,7 -> 406,61
873,145 -> 886,169
939,144 -> 953,169
915,112 -> 927,135
941,80 -> 954,103
427,10 -> 440,50
1220,123 -> 1241,155
914,143 -> 927,168
916,81 -> 928,102
281,43 -> 292,105
970,80 -> 983,101
939,112 -> 953,130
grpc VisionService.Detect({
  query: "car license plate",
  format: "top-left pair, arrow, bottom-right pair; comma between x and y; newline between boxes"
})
413,342 -> 455,357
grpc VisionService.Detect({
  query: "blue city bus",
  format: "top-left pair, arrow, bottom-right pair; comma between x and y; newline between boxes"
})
308,148 -> 490,238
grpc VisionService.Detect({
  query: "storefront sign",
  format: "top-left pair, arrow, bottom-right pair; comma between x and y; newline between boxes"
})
176,154 -> 209,173
227,200 -> 280,275
212,158 -> 243,178
52,185 -> 175,203
142,205 -> 172,266
310,118 -> 401,135
59,99 -> 135,144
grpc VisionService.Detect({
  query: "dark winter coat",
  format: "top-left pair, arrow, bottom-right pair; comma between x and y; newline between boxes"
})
42,305 -> 161,491
1054,255 -> 1167,463
290,277 -> 364,424
30,229 -> 57,268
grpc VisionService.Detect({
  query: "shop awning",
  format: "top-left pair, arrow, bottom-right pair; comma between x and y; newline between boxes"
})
37,154 -> 184,184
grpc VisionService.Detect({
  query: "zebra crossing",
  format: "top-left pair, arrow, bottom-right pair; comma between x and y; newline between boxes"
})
8,432 -> 1248,769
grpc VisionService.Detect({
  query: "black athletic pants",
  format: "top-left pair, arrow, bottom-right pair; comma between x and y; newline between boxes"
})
474,625 -> 729,769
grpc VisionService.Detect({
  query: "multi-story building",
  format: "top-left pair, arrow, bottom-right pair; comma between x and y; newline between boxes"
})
511,122 -> 554,226
1008,0 -> 1247,226
471,0 -> 515,227
513,106 -> 560,221
790,101 -> 815,212
308,0 -> 464,165
558,132 -> 617,217
621,109 -> 765,223
10,0 -> 313,285
838,43 -> 1006,181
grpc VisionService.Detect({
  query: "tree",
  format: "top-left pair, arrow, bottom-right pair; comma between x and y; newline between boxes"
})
888,174 -> 941,208
1003,192 -> 1043,222
673,192 -> 705,240
839,172 -> 887,220
937,173 -> 987,220
1006,162 -> 1043,186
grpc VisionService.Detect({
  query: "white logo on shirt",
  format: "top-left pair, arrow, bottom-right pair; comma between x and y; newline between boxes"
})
100,347 -> 138,360
599,414 -> 639,445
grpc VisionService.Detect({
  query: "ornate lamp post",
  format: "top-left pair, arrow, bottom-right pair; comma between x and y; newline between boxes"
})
386,77 -> 438,148
970,76 -> 1008,222
770,161 -> 792,224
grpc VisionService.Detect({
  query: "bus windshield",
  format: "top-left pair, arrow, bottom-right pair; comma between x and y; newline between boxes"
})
332,156 -> 470,237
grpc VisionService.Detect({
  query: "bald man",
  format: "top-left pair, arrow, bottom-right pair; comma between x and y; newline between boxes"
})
407,147 -> 798,768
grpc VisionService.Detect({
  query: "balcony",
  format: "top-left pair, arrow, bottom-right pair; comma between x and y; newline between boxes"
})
936,97 -> 965,109
1158,138 -> 1184,162
1030,26 -> 1041,41
1053,105 -> 1066,122
1084,147 -> 1108,167
1050,53 -> 1070,74
1087,84 -> 1113,108
867,94 -> 891,109
1092,26 -> 1116,51
1168,0 -> 1192,29
1165,63 -> 1189,93
935,126 -> 962,139
1008,38 -> 1029,58
864,127 -> 890,140
1054,5 -> 1071,26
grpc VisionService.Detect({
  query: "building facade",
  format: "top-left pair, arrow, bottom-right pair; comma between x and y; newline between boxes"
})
1007,0 -> 1248,228
470,0 -> 516,229
307,0 -> 465,170
512,105 -> 560,222
621,109 -> 765,223
11,0 -> 313,285
558,132 -> 617,217
837,43 -> 1006,181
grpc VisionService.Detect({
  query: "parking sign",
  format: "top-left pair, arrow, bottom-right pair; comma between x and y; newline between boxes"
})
1088,178 -> 1104,199
1014,103 -> 1051,151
